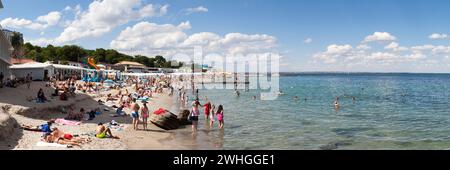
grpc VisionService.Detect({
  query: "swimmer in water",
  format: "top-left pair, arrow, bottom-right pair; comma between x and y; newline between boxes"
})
253,96 -> 257,100
235,90 -> 240,97
293,96 -> 299,100
334,97 -> 340,110
277,90 -> 284,96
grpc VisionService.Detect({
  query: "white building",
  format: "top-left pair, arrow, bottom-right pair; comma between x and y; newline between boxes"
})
0,0 -> 14,82
9,62 -> 55,81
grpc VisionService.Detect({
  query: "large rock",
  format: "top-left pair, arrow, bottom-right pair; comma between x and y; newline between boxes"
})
149,111 -> 180,130
0,109 -> 18,141
177,110 -> 192,125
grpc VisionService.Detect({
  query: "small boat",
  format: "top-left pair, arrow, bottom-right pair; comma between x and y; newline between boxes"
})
149,108 -> 180,130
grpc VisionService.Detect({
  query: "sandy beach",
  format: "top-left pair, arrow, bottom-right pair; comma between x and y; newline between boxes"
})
0,81 -> 198,150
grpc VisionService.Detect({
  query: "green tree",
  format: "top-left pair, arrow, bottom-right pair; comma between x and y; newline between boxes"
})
154,55 -> 166,67
105,49 -> 119,64
11,32 -> 23,57
93,48 -> 107,63
134,55 -> 155,67
41,45 -> 57,62
58,45 -> 86,62
24,50 -> 38,61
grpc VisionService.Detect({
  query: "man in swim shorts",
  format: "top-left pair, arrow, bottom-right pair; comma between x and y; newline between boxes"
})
96,123 -> 118,139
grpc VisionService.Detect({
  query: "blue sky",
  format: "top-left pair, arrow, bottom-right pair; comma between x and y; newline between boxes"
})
1,0 -> 450,72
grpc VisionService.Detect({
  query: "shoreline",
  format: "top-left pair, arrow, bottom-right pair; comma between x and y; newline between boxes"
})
0,81 -> 215,150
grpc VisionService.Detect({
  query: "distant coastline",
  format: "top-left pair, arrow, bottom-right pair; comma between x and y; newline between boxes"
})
279,72 -> 450,76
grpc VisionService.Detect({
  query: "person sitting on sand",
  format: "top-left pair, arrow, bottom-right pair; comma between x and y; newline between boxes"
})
60,90 -> 68,101
21,120 -> 55,134
106,93 -> 116,101
52,86 -> 60,97
66,108 -> 85,121
37,88 -> 47,103
115,90 -> 122,98
69,83 -> 76,93
96,123 -> 119,139
87,110 -> 96,120
116,102 -> 126,116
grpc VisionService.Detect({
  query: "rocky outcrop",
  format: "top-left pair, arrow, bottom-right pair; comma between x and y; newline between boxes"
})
0,105 -> 21,149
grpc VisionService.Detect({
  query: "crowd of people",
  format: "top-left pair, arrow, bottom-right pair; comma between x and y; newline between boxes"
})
174,78 -> 226,135
14,72 -> 229,147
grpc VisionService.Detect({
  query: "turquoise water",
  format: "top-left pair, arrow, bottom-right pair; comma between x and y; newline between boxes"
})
194,73 -> 450,150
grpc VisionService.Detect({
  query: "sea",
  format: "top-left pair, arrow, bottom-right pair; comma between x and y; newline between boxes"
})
166,73 -> 450,150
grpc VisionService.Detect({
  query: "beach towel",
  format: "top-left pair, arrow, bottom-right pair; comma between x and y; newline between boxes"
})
36,141 -> 68,148
55,118 -> 81,126
153,108 -> 166,115
138,97 -> 149,101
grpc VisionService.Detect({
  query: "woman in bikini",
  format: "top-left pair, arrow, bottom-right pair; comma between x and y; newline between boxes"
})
141,101 -> 150,131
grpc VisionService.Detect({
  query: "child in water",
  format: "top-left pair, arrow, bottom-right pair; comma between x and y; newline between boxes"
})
210,104 -> 216,128
216,105 -> 224,129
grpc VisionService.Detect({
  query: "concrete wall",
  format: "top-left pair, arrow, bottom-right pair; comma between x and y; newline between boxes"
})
0,59 -> 9,81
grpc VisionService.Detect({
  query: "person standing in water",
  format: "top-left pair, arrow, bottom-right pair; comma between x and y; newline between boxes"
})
210,104 -> 216,128
203,100 -> 212,120
130,98 -> 140,130
216,105 -> 225,129
190,100 -> 201,134
141,101 -> 149,131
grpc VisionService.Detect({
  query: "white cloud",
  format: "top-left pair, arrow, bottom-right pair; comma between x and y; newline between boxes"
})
182,32 -> 221,47
27,38 -> 55,47
304,38 -> 313,44
411,44 -> 435,52
429,33 -> 448,40
356,44 -> 371,50
110,21 -> 278,57
185,6 -> 208,15
431,45 -> 450,54
0,11 -> 62,30
64,6 -> 72,11
36,11 -> 62,26
0,18 -> 46,30
1,11 -> 63,31
313,44 -> 353,64
111,21 -> 189,51
363,32 -> 397,43
385,42 -> 408,52
54,0 -> 169,44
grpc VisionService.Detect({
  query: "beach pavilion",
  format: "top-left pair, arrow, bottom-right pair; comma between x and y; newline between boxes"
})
53,63 -> 86,80
9,62 -> 55,81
